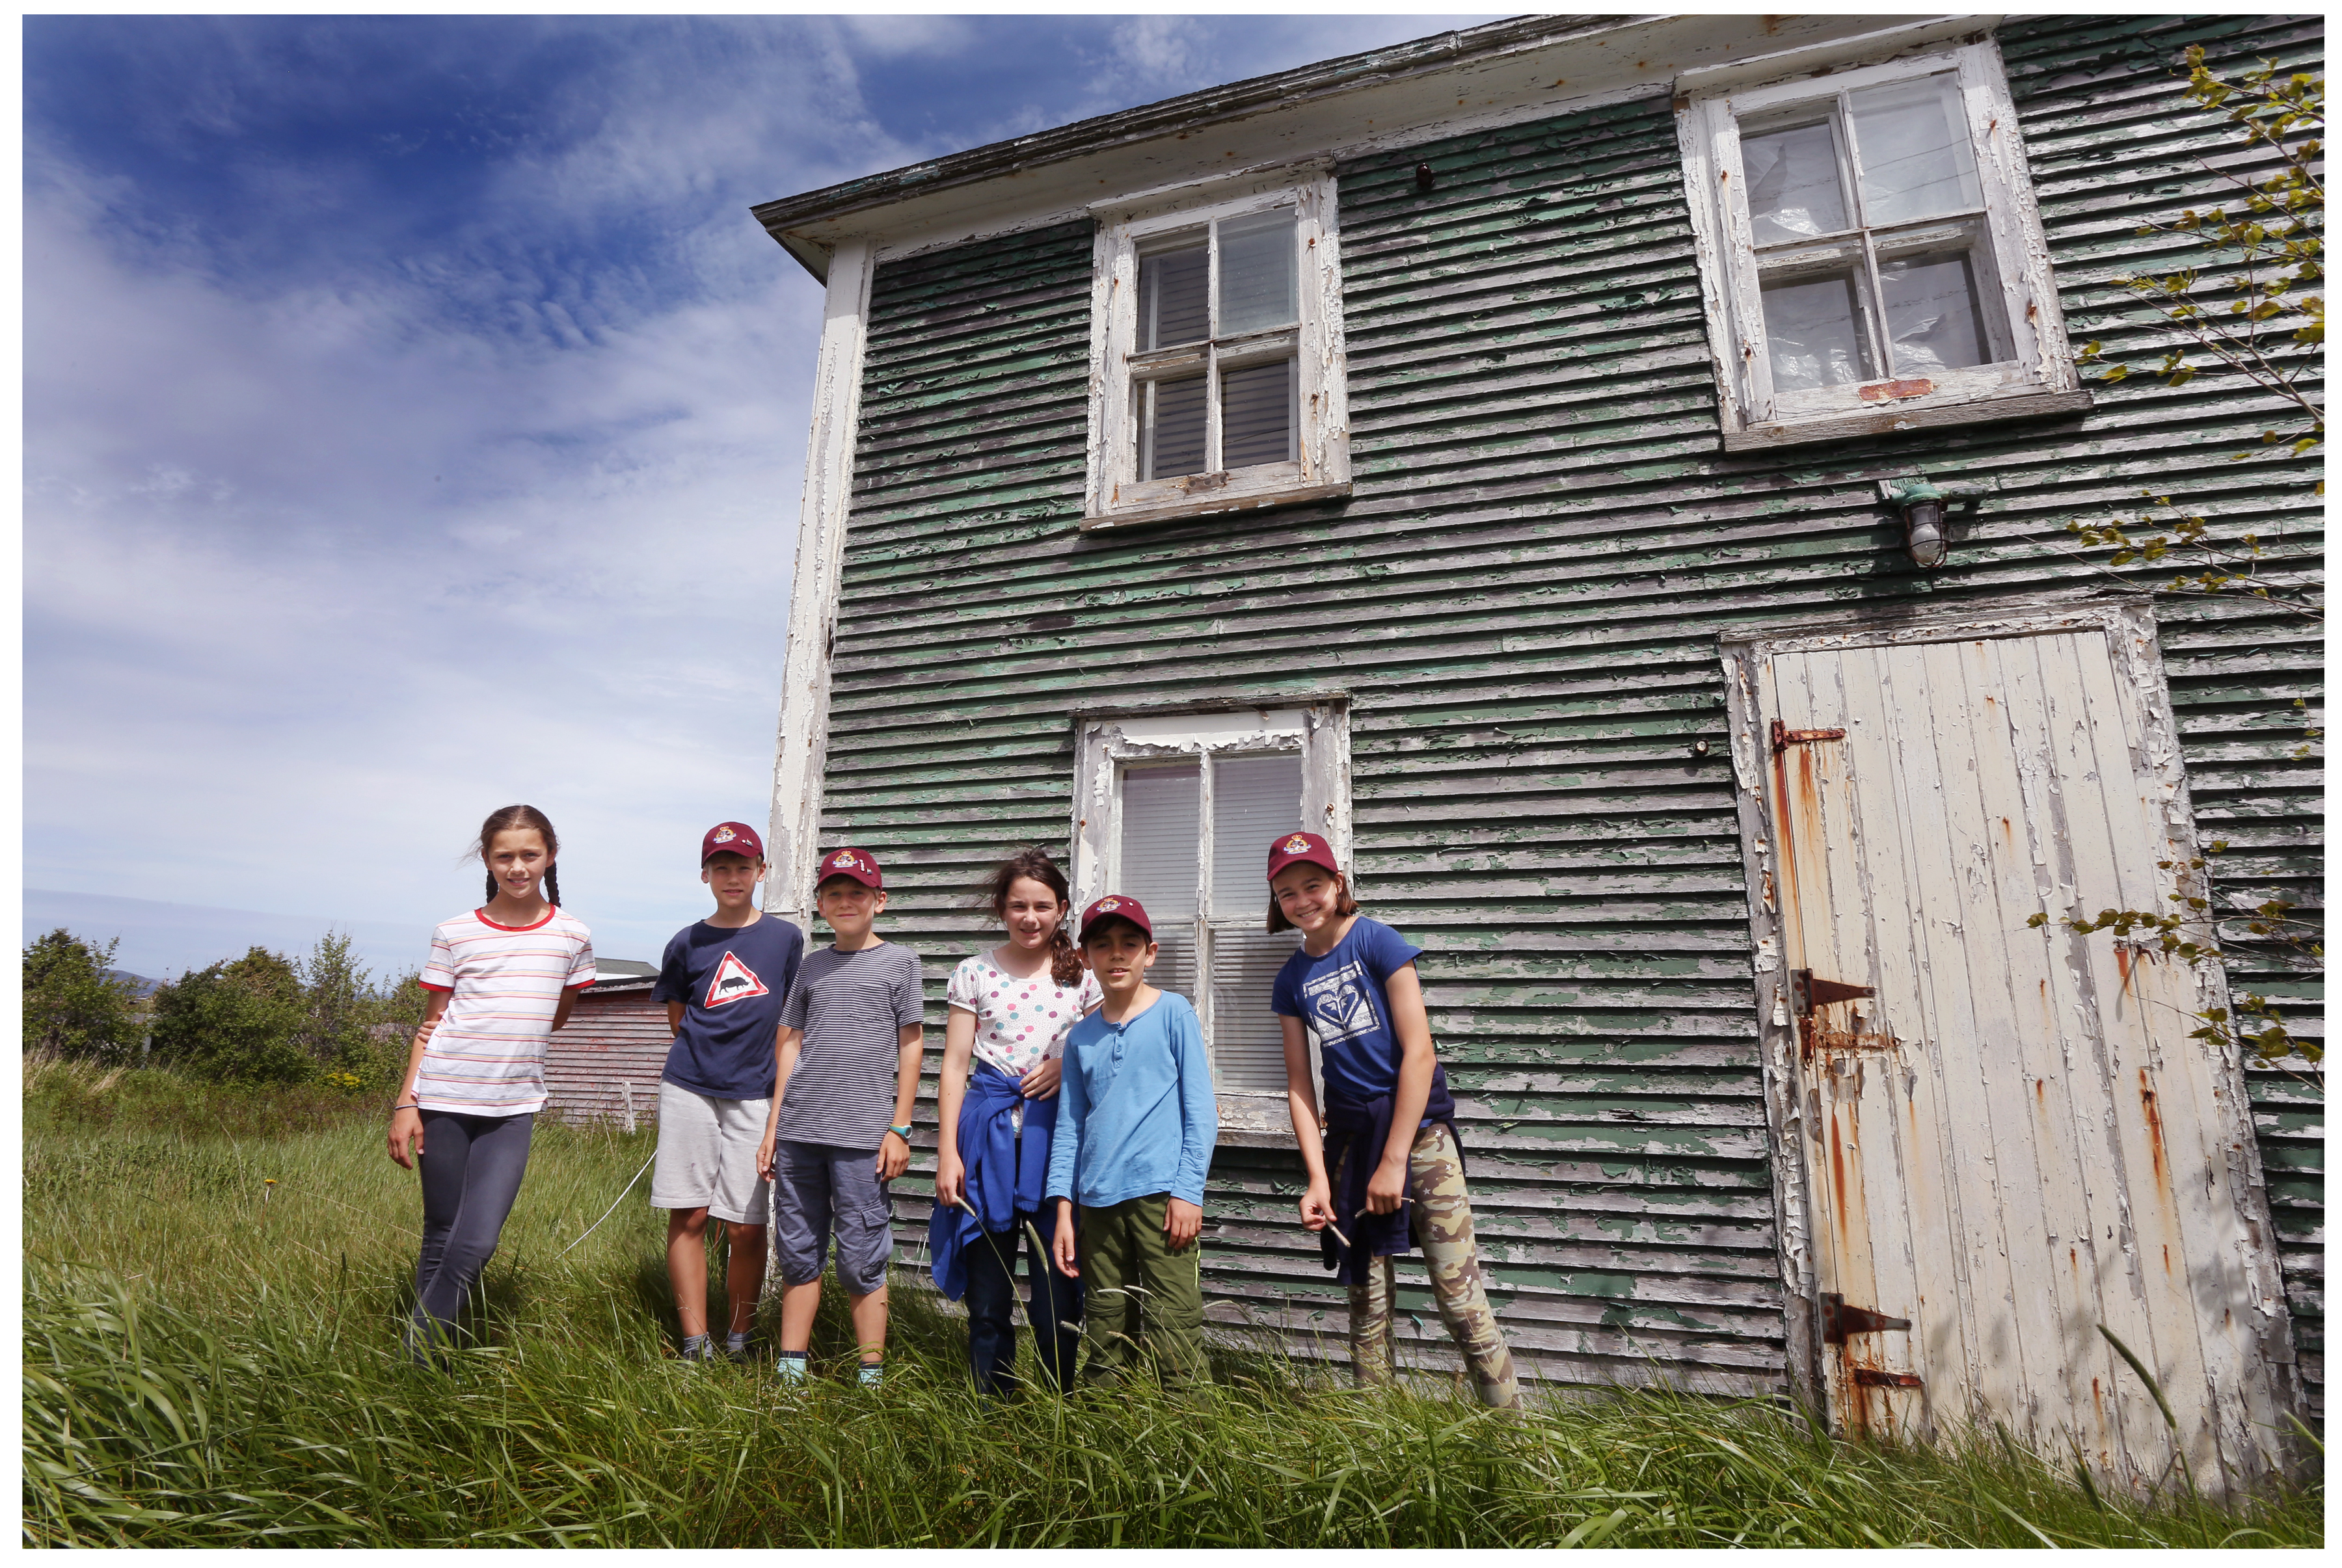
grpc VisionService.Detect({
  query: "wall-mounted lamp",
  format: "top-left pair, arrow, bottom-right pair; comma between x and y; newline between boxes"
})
1876,477 -> 1989,569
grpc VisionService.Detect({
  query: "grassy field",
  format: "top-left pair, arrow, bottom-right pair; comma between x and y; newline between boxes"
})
22,1058 -> 2322,1547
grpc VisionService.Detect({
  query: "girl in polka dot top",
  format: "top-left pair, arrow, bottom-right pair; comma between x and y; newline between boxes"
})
932,848 -> 1101,1396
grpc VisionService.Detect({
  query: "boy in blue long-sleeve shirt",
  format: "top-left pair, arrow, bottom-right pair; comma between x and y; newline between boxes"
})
1047,894 -> 1218,1390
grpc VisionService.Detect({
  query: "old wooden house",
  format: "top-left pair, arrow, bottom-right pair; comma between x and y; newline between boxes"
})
748,13 -> 2321,1490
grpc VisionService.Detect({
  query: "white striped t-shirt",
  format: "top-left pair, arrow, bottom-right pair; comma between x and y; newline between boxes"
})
416,907 -> 596,1116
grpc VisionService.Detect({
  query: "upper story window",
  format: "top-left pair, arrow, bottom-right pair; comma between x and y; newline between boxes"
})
1085,166 -> 1351,530
1676,40 -> 2086,451
1071,704 -> 1350,1128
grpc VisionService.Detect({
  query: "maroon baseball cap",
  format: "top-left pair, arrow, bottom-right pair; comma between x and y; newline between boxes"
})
701,821 -> 764,864
1265,831 -> 1340,882
1078,894 -> 1152,944
814,846 -> 883,889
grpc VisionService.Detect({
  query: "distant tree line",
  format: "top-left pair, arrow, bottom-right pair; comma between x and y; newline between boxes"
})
21,928 -> 428,1089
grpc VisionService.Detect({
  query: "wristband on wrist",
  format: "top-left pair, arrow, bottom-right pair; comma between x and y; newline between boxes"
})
887,1124 -> 913,1140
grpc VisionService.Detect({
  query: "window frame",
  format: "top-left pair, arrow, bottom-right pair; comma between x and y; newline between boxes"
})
1070,702 -> 1351,1129
1675,38 -> 2086,451
1084,164 -> 1351,531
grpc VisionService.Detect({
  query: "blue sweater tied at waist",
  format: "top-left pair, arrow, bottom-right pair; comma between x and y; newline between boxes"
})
928,1061 -> 1058,1301
1320,1063 -> 1459,1286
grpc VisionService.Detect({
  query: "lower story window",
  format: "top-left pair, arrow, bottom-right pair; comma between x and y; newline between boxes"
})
1071,704 -> 1350,1125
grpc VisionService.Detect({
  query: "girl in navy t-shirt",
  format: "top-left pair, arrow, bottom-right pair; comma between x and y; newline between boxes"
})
1266,831 -> 1519,1407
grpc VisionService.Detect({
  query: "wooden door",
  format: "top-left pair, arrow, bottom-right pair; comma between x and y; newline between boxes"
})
1734,611 -> 2295,1495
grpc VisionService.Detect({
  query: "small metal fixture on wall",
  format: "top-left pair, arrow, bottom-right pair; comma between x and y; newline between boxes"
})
1876,477 -> 1989,569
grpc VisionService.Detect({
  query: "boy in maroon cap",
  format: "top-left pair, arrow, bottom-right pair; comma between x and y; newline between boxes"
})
756,847 -> 924,1387
1044,895 -> 1218,1390
649,821 -> 805,1363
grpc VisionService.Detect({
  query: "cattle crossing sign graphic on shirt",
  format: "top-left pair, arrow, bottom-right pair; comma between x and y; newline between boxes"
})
703,951 -> 769,1009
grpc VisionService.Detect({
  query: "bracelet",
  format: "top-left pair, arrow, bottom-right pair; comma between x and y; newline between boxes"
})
390,1102 -> 420,1114
887,1124 -> 913,1140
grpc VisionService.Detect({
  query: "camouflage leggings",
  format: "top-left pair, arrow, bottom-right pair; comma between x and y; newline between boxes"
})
1339,1121 -> 1520,1408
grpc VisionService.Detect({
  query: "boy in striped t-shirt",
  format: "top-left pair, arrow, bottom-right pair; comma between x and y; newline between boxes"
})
756,847 -> 924,1387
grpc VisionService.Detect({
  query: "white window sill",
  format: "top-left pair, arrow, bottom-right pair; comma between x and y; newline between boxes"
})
1215,1095 -> 1298,1140
1081,480 -> 1351,534
1719,388 -> 2093,453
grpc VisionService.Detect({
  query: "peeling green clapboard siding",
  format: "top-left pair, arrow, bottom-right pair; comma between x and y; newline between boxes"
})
819,12 -> 2321,1402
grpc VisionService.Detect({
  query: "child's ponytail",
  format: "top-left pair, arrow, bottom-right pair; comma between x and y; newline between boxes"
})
1047,921 -> 1082,989
982,847 -> 1083,988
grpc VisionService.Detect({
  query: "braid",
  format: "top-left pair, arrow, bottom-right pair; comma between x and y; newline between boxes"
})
1049,923 -> 1083,989
544,865 -> 562,911
484,870 -> 497,905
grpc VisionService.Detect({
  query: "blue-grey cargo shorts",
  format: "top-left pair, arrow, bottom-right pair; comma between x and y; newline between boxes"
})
771,1140 -> 893,1295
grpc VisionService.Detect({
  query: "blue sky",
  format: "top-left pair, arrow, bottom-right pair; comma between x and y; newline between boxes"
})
23,13 -> 1489,981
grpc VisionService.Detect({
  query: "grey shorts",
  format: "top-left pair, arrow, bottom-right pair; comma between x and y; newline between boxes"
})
771,1140 -> 893,1295
650,1082 -> 772,1227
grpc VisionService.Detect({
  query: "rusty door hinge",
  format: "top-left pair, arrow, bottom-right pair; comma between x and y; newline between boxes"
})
1821,1292 -> 1913,1344
1771,719 -> 1848,754
1790,969 -> 1877,1016
1851,1368 -> 1926,1388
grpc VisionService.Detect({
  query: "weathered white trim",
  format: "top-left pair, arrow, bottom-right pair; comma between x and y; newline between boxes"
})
1677,37 -> 2080,447
1673,15 -> 1997,96
1070,702 -> 1352,1130
764,239 -> 874,933
1090,155 -> 1337,224
1084,166 -> 1349,528
768,15 -> 1954,282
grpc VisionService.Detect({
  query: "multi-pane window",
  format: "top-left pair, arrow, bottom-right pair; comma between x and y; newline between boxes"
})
1743,72 -> 2001,394
1118,752 -> 1304,1094
1071,705 -> 1351,1124
1085,166 -> 1351,528
1135,208 -> 1300,480
1676,41 -> 2082,449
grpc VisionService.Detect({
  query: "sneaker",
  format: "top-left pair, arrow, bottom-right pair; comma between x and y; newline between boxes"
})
725,1341 -> 755,1366
679,1336 -> 716,1364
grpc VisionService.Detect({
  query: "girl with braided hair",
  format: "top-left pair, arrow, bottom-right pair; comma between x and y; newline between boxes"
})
928,847 -> 1101,1396
387,804 -> 595,1361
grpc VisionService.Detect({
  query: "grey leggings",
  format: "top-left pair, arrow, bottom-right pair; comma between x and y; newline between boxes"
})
411,1110 -> 535,1349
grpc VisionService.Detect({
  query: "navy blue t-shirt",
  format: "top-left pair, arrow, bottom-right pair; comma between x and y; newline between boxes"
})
654,915 -> 805,1100
1270,916 -> 1425,1106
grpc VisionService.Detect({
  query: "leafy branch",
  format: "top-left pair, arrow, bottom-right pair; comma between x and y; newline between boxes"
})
2075,46 -> 2324,460
2060,492 -> 2321,618
2027,843 -> 2322,1068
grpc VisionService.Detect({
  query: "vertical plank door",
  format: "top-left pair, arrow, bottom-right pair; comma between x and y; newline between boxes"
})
1758,624 -> 2293,1495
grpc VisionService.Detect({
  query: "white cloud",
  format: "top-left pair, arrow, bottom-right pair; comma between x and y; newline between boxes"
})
21,26 -> 882,961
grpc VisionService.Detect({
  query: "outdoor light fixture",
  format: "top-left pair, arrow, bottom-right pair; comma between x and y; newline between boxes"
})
1876,477 -> 1989,570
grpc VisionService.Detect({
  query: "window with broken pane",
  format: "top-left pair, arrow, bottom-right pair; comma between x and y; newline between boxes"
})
1114,749 -> 1305,1093
1737,70 -> 2007,398
1132,206 -> 1300,481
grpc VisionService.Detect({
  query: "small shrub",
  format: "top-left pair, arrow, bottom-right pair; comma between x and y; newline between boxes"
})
150,948 -> 310,1084
21,929 -> 143,1061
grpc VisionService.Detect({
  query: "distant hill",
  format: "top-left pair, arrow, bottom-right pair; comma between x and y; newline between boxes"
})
106,970 -> 164,999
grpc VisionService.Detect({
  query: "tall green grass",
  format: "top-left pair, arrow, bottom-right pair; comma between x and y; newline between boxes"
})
22,1059 -> 2322,1547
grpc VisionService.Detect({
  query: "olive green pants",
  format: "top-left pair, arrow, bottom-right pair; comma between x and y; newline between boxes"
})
1076,1193 -> 1206,1389
1339,1121 -> 1520,1408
